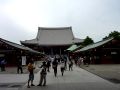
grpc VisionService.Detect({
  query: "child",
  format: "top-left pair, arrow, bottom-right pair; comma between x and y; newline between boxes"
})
27,62 -> 35,88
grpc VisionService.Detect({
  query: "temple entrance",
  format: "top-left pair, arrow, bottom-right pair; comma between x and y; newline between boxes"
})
42,46 -> 68,55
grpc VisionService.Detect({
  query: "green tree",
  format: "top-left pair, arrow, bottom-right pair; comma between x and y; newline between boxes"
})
82,36 -> 94,46
103,31 -> 120,40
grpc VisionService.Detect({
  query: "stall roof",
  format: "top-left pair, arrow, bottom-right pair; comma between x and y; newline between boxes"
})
75,37 -> 114,52
66,44 -> 81,52
0,38 -> 44,54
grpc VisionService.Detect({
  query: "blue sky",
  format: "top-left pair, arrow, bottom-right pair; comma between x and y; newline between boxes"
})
0,0 -> 120,43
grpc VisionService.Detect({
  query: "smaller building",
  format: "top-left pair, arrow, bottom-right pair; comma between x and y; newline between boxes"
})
0,38 -> 44,66
75,37 -> 120,64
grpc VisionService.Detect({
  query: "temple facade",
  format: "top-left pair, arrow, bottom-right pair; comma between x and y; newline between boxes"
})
21,27 -> 84,55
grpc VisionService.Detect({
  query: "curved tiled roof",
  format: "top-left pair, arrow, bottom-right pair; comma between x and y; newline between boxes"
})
21,27 -> 83,46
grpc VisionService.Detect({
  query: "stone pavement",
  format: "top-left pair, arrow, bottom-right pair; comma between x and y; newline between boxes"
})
80,64 -> 120,84
0,61 -> 41,90
0,64 -> 120,90
21,65 -> 120,90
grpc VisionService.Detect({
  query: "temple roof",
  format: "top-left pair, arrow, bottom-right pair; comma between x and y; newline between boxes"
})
21,27 -> 84,46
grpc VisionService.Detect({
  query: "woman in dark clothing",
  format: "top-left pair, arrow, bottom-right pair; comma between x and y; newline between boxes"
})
52,59 -> 58,77
68,60 -> 73,71
60,61 -> 65,76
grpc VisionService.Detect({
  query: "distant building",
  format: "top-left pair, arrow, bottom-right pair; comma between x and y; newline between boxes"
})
21,27 -> 84,55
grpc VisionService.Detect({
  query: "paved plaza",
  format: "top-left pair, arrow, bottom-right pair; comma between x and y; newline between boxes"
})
80,64 -> 120,84
0,64 -> 120,90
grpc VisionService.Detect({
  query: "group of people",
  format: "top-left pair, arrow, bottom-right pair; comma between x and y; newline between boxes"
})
27,55 -> 74,88
27,59 -> 51,88
52,55 -> 74,77
77,56 -> 91,67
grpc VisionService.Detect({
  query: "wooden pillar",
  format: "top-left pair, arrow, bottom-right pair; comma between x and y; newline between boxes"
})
51,48 -> 53,55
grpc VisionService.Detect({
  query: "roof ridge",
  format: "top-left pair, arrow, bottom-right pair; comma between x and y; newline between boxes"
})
93,37 -> 114,44
0,38 -> 41,54
38,27 -> 72,30
75,37 -> 114,52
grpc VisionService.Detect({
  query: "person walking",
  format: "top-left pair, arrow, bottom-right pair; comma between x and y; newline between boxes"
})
60,61 -> 65,76
52,59 -> 58,77
63,55 -> 67,70
68,60 -> 73,71
27,61 -> 35,88
38,61 -> 47,86
46,59 -> 51,72
17,58 -> 23,74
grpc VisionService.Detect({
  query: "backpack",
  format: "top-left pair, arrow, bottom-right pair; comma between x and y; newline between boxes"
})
40,68 -> 47,75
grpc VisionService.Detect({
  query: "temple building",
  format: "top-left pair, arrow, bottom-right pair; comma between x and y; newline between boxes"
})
21,27 -> 84,55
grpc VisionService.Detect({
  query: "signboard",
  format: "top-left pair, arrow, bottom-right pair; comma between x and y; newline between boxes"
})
22,56 -> 26,65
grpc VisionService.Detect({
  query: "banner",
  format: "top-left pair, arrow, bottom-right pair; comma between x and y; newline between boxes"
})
22,56 -> 26,65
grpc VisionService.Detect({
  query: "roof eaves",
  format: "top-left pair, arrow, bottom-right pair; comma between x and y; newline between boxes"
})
76,37 -> 114,52
0,38 -> 43,54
